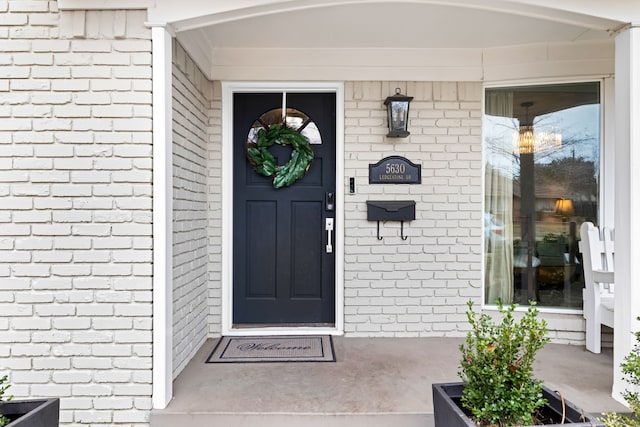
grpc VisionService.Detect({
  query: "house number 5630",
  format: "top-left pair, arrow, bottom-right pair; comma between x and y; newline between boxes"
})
385,163 -> 406,174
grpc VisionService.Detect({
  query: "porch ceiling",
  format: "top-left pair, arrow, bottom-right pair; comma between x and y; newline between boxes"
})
165,1 -> 624,81
178,3 -> 612,50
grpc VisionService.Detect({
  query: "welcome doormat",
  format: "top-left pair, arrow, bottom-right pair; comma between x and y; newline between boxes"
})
206,335 -> 336,363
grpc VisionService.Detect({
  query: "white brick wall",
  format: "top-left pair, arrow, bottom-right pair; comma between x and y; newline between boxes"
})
171,41 -> 210,378
0,5 -> 591,424
342,81 -> 484,337
0,4 -> 152,426
340,81 -> 586,342
198,80 -> 585,341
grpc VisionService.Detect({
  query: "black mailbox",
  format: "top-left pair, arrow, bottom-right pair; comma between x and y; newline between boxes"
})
366,200 -> 416,240
366,200 -> 416,222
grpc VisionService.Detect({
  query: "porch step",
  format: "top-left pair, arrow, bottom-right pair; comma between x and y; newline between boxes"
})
150,412 -> 434,427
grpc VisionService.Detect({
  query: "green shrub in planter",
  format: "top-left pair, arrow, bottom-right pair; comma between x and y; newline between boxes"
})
0,375 -> 13,427
459,300 -> 550,427
602,319 -> 640,427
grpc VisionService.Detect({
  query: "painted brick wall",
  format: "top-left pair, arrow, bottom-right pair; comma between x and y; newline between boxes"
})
201,80 -> 586,342
343,81 -> 485,336
0,5 -> 153,426
171,42 -> 211,378
341,81 -> 586,342
0,9 -> 591,425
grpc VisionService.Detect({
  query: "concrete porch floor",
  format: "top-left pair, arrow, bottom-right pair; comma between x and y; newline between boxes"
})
151,337 -> 628,427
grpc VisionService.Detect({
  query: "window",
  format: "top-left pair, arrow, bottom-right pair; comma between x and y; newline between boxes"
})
483,82 -> 601,309
247,107 -> 322,146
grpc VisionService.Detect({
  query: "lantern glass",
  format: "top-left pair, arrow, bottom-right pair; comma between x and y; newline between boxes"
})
390,102 -> 408,130
384,89 -> 412,138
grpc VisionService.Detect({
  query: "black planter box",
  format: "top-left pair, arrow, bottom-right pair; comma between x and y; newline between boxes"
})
1,398 -> 59,427
432,382 -> 604,427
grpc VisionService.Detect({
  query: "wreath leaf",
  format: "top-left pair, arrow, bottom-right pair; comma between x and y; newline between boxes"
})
246,124 -> 314,188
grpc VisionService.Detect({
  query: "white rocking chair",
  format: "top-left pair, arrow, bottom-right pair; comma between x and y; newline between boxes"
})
578,221 -> 614,354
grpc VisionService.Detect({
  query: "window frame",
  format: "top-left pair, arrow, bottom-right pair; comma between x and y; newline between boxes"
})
481,78 -> 608,314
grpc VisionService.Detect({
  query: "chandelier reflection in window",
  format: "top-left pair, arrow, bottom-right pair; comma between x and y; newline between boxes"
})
513,102 -> 562,154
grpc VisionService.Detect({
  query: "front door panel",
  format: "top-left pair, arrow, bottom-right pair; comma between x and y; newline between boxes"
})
233,92 -> 336,324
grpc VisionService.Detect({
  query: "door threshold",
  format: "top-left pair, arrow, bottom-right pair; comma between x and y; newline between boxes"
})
234,323 -> 335,329
226,323 -> 341,336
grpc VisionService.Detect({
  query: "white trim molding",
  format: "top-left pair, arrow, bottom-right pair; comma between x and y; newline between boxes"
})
155,0 -> 624,33
613,24 -> 640,406
58,0 -> 154,9
221,81 -> 345,337
151,25 -> 174,410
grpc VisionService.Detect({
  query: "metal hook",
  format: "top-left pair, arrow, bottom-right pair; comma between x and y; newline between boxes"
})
377,221 -> 409,240
400,221 -> 408,240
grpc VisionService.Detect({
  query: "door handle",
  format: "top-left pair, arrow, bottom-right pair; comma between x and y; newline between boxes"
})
325,218 -> 334,254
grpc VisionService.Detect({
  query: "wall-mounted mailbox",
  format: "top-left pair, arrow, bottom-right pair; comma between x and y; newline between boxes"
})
366,200 -> 416,240
367,200 -> 416,221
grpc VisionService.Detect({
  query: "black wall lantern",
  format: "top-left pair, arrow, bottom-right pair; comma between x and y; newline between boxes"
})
384,88 -> 413,138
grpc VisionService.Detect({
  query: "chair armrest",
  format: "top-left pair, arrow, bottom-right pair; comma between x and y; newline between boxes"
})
592,270 -> 614,284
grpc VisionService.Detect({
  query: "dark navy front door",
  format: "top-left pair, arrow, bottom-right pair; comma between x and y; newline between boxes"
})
232,92 -> 336,324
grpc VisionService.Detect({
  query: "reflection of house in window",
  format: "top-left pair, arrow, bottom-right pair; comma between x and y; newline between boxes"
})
484,82 -> 601,310
247,107 -> 323,147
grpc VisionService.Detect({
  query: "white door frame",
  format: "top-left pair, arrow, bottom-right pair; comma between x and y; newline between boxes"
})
221,81 -> 345,336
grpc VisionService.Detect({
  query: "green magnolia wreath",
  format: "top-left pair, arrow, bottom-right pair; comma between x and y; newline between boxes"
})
247,124 -> 314,188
